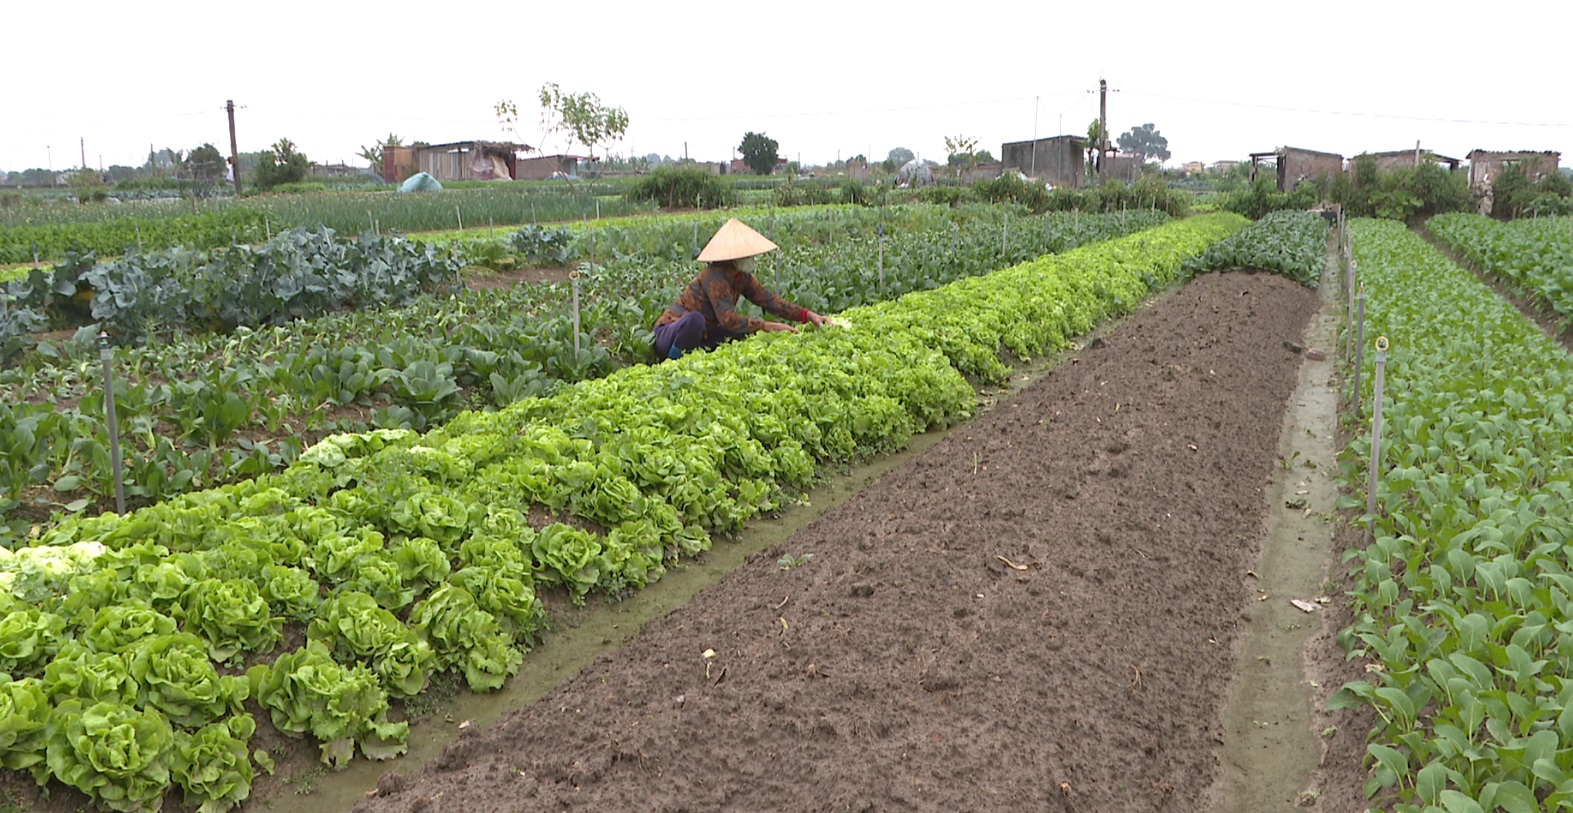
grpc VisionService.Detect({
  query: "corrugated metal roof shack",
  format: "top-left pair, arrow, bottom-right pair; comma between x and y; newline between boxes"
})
381,141 -> 530,183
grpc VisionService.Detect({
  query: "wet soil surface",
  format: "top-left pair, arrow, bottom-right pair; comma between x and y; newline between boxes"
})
352,271 -> 1327,813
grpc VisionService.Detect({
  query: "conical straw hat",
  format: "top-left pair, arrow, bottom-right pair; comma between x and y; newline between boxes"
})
696,218 -> 778,262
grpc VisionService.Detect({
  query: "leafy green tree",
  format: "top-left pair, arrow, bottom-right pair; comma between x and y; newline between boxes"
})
187,143 -> 225,181
67,168 -> 108,204
739,132 -> 780,175
886,147 -> 914,167
253,138 -> 310,191
1116,123 -> 1171,162
357,134 -> 402,171
975,148 -> 996,164
1086,120 -> 1103,170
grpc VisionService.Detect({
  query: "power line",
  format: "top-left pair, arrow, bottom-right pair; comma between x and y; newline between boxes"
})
648,93 -> 1083,123
1121,90 -> 1571,128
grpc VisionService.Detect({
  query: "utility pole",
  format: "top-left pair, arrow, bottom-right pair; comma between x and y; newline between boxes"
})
1030,95 -> 1039,178
1414,139 -> 1421,168
1098,79 -> 1108,176
226,100 -> 242,197
80,137 -> 86,169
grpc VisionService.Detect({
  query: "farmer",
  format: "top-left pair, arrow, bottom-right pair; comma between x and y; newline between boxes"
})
653,218 -> 830,362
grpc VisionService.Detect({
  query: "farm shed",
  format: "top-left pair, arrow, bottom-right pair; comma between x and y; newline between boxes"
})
1249,146 -> 1344,191
1098,153 -> 1142,183
515,155 -> 584,181
1001,136 -> 1086,188
1363,149 -> 1462,172
1466,149 -> 1562,186
381,141 -> 531,183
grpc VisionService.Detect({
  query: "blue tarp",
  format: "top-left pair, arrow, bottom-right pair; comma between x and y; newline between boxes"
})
398,172 -> 443,193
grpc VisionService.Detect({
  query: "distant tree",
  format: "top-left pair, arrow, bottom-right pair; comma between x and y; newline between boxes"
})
944,134 -> 980,177
67,168 -> 108,203
1086,119 -> 1104,170
253,138 -> 310,190
848,153 -> 868,166
357,133 -> 402,171
886,147 -> 914,167
18,168 -> 55,186
497,83 -> 629,159
975,148 -> 997,164
739,131 -> 780,175
1116,123 -> 1171,162
186,143 -> 225,181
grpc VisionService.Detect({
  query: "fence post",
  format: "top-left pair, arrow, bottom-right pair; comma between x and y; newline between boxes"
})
1365,336 -> 1389,537
571,269 -> 582,356
1351,289 -> 1366,416
97,332 -> 126,515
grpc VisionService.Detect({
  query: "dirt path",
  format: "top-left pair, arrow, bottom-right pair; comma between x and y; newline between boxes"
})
351,270 -> 1323,813
1212,242 -> 1343,810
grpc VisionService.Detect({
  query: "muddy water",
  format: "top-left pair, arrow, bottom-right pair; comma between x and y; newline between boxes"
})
287,364 -> 1062,813
1212,243 -> 1343,810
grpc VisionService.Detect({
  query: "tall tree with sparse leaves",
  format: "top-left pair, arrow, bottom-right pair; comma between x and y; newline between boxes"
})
497,84 -> 628,160
739,132 -> 780,175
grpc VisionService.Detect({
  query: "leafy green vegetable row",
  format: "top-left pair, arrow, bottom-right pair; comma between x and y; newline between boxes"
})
2,226 -> 464,344
1331,219 -> 1573,810
0,213 -> 1244,813
1182,209 -> 1329,287
0,186 -> 655,263
0,208 -> 269,265
1427,214 -> 1573,323
0,206 -> 1168,541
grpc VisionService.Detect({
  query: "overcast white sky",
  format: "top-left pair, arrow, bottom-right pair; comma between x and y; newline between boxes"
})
5,0 -> 1568,174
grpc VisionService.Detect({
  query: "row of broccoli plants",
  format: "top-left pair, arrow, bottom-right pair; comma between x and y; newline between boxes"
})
1330,219 -> 1573,810
0,213 -> 1246,813
0,207 -> 1168,542
1427,214 -> 1573,327
1182,209 -> 1330,287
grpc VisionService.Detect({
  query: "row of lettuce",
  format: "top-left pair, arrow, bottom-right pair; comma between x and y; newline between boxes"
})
1332,220 -> 1573,810
0,213 -> 1248,813
1428,214 -> 1573,326
0,205 -> 1169,541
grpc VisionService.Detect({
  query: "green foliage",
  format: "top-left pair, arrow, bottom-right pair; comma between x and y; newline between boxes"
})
0,675 -> 49,772
1490,164 -> 1573,218
5,226 -> 464,340
740,132 -> 780,176
523,84 -> 629,160
0,208 -> 268,264
1330,157 -> 1473,221
252,139 -> 310,192
127,632 -> 249,727
1220,176 -> 1319,219
1332,219 -> 1573,808
187,144 -> 226,183
250,643 -> 406,768
170,714 -> 256,813
44,699 -> 175,812
0,212 -> 1245,807
1183,210 -> 1329,287
1428,213 -> 1573,322
1115,123 -> 1170,162
624,167 -> 736,210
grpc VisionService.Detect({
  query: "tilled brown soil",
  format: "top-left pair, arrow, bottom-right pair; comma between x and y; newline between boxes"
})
354,272 -> 1323,813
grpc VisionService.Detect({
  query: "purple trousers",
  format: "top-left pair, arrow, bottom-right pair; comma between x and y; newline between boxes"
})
653,311 -> 745,361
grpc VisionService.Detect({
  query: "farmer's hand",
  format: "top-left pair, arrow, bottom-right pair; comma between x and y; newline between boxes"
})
760,322 -> 798,333
803,310 -> 831,326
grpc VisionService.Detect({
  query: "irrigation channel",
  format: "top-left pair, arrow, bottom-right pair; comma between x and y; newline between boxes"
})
259,263 -> 1356,813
